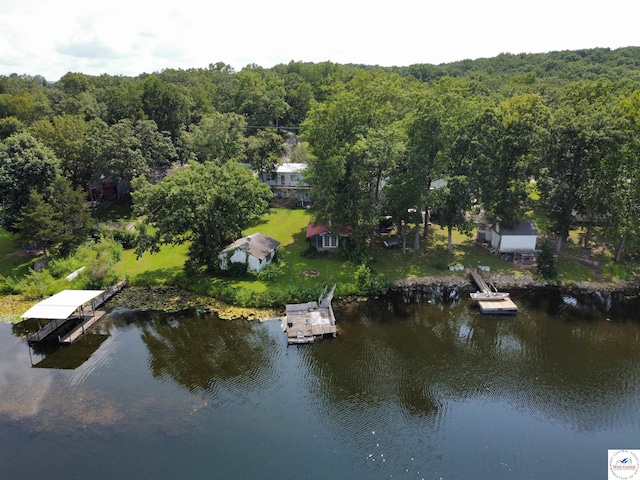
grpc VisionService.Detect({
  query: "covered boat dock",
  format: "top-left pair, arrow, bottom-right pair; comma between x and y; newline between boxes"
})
23,290 -> 106,344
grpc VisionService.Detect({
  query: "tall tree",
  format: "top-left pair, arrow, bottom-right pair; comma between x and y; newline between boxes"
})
302,71 -> 415,256
15,176 -> 93,255
0,133 -> 60,230
29,114 -> 101,189
537,81 -> 624,253
434,176 -> 475,252
48,176 -> 94,253
245,129 -> 286,181
14,190 -> 61,256
605,89 -> 640,262
459,94 -> 550,224
141,75 -> 190,140
186,111 -> 247,163
232,67 -> 289,129
132,161 -> 272,272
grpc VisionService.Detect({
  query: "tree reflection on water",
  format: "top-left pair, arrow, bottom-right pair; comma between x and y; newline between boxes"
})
136,310 -> 278,396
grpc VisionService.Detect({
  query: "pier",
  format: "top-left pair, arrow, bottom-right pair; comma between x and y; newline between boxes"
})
23,281 -> 126,345
283,285 -> 337,344
469,268 -> 518,314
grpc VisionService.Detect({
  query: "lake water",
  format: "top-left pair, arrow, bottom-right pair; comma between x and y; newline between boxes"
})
1,288 -> 639,480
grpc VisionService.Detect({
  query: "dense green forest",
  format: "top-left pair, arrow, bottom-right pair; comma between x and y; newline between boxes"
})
1,46 -> 640,276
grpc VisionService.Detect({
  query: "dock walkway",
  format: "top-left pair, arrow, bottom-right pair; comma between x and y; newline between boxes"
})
58,310 -> 107,344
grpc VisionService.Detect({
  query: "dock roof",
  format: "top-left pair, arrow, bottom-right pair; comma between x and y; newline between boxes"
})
21,290 -> 104,320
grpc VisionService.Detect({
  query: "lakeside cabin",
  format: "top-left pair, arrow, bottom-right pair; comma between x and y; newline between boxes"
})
306,223 -> 352,252
218,233 -> 280,273
283,285 -> 337,344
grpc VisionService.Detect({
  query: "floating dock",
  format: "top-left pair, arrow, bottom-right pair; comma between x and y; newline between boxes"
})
469,268 -> 518,314
283,285 -> 337,344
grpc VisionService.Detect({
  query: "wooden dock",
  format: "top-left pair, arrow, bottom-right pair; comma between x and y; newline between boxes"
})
469,268 -> 518,314
283,285 -> 337,344
25,280 -> 127,345
58,310 -> 107,344
26,317 -> 73,343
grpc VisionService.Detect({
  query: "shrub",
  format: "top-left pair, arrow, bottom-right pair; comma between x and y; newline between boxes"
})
601,262 -> 634,281
111,228 -> 137,249
301,244 -> 325,258
258,263 -> 283,281
17,269 -> 56,299
0,275 -> 20,295
434,260 -> 450,271
537,240 -> 558,280
355,264 -> 391,296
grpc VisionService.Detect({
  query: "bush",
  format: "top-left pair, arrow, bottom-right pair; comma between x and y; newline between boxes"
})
537,240 -> 558,280
111,228 -> 137,249
76,237 -> 123,289
17,269 -> 56,299
47,255 -> 84,279
601,262 -> 634,281
434,260 -> 450,271
258,263 -> 283,281
0,275 -> 20,295
300,244 -> 325,258
355,264 -> 391,296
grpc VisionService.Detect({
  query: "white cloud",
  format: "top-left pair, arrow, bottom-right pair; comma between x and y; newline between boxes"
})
0,0 -> 638,80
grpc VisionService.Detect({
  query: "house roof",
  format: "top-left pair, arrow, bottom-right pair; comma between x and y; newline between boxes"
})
221,233 -> 280,260
306,223 -> 352,238
496,220 -> 538,236
276,163 -> 307,173
21,290 -> 104,320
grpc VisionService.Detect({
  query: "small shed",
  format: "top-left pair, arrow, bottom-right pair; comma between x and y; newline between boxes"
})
306,223 -> 352,252
490,220 -> 538,253
219,233 -> 280,273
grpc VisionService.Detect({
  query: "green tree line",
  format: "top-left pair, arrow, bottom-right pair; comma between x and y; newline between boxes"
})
1,47 -> 640,269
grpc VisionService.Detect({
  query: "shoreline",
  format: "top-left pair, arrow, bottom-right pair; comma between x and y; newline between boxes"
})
392,273 -> 639,295
3,275 -> 638,324
106,275 -> 640,318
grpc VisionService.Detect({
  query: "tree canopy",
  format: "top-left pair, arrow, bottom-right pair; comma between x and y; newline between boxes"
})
132,161 -> 273,272
2,46 -> 640,263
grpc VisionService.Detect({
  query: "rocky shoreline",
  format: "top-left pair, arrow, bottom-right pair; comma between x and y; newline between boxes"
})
392,273 -> 639,296
108,275 -> 638,319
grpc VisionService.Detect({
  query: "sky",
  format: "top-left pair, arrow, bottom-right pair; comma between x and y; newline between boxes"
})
1,0 -> 638,81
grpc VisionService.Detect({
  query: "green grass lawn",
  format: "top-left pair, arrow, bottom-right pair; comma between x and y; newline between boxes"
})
0,229 -> 37,278
114,206 -> 621,307
3,203 -> 629,316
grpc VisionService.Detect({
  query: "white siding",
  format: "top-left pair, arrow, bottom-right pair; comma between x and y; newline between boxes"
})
493,234 -> 537,252
218,249 -> 271,272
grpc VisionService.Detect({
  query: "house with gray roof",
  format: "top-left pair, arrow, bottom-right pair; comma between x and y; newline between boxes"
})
488,220 -> 538,253
218,233 -> 280,273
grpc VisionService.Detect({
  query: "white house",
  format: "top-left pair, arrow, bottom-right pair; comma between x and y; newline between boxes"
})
218,233 -> 280,273
306,223 -> 352,252
263,163 -> 311,204
488,220 -> 538,253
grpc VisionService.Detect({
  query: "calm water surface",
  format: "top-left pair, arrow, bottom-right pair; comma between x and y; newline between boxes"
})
1,289 -> 639,480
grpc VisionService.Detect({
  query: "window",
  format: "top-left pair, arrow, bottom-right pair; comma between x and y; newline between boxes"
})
323,235 -> 338,248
